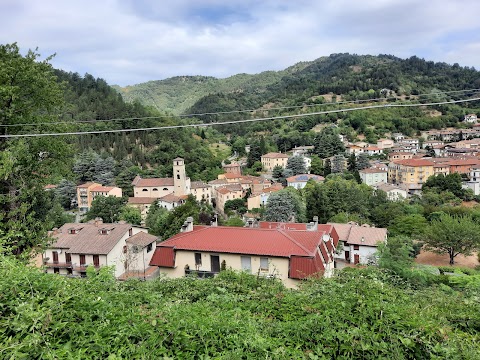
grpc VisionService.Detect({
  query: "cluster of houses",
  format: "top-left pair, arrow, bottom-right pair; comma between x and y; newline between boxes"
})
42,113 -> 480,287
43,216 -> 387,288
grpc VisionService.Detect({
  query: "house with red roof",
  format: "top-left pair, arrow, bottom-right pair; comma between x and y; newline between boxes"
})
328,222 -> 387,267
149,217 -> 338,288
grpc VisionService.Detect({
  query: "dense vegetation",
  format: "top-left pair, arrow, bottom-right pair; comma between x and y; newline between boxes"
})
1,256 -> 479,359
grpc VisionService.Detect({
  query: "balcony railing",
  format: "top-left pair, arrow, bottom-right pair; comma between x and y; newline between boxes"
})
72,263 -> 100,272
44,262 -> 72,268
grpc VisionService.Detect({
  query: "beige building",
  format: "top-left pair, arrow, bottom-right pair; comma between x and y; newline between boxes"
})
247,183 -> 283,210
377,138 -> 394,149
44,220 -> 157,279
127,197 -> 156,220
77,183 -> 122,213
190,181 -> 212,204
261,152 -> 289,171
149,218 -> 337,288
215,184 -> 244,214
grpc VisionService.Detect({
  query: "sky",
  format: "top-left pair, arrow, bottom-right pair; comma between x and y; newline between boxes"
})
1,0 -> 480,87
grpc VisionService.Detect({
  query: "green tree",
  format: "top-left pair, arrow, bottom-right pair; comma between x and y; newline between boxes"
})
422,214 -> 480,265
265,187 -> 306,223
54,179 -> 77,209
272,165 -> 284,182
331,154 -> 346,173
313,126 -> 345,158
0,43 -> 72,257
356,153 -> 370,170
286,156 -> 306,175
309,155 -> 323,175
224,198 -> 247,215
388,214 -> 428,238
145,202 -> 169,236
377,235 -> 415,273
422,173 -> 465,199
120,206 -> 142,225
347,153 -> 357,172
84,196 -> 127,223
224,216 -> 245,227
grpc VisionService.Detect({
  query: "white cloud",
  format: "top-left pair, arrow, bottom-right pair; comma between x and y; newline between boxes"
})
1,0 -> 479,85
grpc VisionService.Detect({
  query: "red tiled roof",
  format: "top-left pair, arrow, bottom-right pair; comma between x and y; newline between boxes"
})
77,182 -> 100,188
394,159 -> 434,167
91,186 -> 116,192
153,226 -> 323,258
159,193 -> 187,203
259,222 -> 308,230
190,181 -> 210,189
128,197 -> 157,205
261,152 -> 289,159
132,177 -> 174,187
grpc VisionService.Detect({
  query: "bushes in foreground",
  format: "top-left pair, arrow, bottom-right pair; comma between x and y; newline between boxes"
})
0,257 -> 479,359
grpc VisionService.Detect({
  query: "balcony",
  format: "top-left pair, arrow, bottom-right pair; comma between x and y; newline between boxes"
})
44,262 -> 72,268
72,263 -> 100,272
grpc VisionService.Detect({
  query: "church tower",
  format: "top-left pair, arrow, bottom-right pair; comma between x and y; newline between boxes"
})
173,157 -> 189,196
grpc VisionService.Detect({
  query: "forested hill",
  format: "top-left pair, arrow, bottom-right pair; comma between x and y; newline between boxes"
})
116,54 -> 480,116
113,62 -> 312,115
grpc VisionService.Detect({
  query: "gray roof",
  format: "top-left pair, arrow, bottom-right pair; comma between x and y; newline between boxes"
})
50,223 -> 133,255
126,232 -> 158,247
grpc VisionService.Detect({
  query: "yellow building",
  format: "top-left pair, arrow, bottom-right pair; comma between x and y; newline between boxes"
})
261,152 -> 289,172
388,159 -> 434,192
77,183 -> 122,213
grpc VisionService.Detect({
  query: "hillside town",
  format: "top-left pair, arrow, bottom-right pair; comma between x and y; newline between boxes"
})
39,113 -> 480,287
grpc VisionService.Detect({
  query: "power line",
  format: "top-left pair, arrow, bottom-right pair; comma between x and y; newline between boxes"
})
2,88 -> 479,128
2,97 -> 478,139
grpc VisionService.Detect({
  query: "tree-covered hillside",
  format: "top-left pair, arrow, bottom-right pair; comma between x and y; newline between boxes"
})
113,64 -> 309,115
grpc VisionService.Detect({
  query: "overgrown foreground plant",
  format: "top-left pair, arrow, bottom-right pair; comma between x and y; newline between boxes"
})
0,256 -> 478,359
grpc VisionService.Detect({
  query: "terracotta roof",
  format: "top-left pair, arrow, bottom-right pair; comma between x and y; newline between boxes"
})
158,193 -> 186,203
261,152 -> 289,159
446,159 -> 480,166
216,184 -> 243,195
128,197 -> 157,205
365,146 -> 381,151
77,182 -> 100,188
286,174 -> 325,183
153,226 -> 325,257
49,223 -> 133,255
223,163 -> 241,168
132,177 -> 174,187
259,222 -> 308,230
222,173 -> 242,179
208,179 -> 229,185
328,223 -> 387,247
126,232 -> 158,247
91,186 -> 116,192
394,159 -> 434,167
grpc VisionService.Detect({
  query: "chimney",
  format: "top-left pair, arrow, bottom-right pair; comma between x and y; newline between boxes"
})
181,216 -> 194,232
94,217 -> 103,227
211,213 -> 218,227
307,216 -> 319,231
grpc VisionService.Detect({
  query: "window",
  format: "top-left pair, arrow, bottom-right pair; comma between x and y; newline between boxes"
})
142,188 -> 148,192
54,268 -> 59,274
177,174 -> 180,180
80,255 -> 86,266
163,188 -> 168,191
241,256 -> 252,273
52,251 -> 59,264
123,245 -> 127,254
195,252 -> 202,266
93,255 -> 100,267
147,243 -> 153,253
65,253 -> 71,264
353,245 -> 360,250
260,257 -> 269,271
152,188 -> 158,191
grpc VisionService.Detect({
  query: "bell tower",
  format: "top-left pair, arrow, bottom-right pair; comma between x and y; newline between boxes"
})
173,157 -> 187,196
